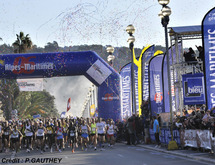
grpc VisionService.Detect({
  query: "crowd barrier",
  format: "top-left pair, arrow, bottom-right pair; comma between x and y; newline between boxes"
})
149,128 -> 215,150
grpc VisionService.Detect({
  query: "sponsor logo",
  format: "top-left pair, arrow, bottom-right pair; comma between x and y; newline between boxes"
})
184,81 -> 203,97
208,12 -> 215,22
102,93 -> 119,101
4,56 -> 54,74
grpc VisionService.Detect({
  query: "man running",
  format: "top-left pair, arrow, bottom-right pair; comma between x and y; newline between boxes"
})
10,125 -> 23,155
36,121 -> 46,154
68,119 -> 78,153
46,121 -> 55,153
3,121 -> 11,153
56,121 -> 64,153
25,120 -> 34,153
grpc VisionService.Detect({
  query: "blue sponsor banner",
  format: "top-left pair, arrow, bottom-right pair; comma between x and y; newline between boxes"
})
120,63 -> 132,119
142,46 -> 155,101
182,73 -> 205,105
162,43 -> 181,112
149,54 -> 164,115
202,7 -> 215,110
33,114 -> 41,119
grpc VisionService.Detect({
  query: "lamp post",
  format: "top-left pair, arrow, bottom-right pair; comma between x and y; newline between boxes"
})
126,24 -> 137,115
158,0 -> 177,150
106,46 -> 115,67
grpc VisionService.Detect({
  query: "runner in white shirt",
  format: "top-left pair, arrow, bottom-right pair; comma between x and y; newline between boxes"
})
25,121 -> 34,153
107,119 -> 115,147
36,121 -> 46,154
96,117 -> 106,151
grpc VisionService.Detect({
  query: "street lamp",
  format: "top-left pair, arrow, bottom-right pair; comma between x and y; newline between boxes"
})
106,46 -> 115,66
158,0 -> 178,150
126,24 -> 137,115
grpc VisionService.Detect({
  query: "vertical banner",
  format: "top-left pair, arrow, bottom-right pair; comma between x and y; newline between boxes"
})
182,73 -> 205,105
120,63 -> 132,119
149,54 -> 164,115
202,7 -> 215,110
142,46 -> 155,102
162,44 -> 181,112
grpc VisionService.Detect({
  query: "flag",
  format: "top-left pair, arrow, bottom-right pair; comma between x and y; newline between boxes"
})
67,98 -> 71,112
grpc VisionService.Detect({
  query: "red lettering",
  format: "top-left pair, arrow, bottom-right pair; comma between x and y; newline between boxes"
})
12,56 -> 36,74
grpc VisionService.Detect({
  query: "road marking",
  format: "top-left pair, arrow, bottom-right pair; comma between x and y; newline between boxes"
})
118,154 -> 124,157
150,152 -> 161,155
136,148 -> 146,151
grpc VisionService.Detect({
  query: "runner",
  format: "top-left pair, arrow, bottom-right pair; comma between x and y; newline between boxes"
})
3,121 -> 11,153
46,121 -> 55,153
80,120 -> 90,151
96,117 -> 106,151
36,121 -> 46,154
25,120 -> 34,153
56,121 -> 64,153
10,125 -> 23,155
107,119 -> 115,147
90,118 -> 97,150
62,119 -> 68,149
67,119 -> 78,153
0,123 -> 3,153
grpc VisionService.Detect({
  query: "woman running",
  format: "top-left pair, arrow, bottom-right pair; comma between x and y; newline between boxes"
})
80,120 -> 90,151
46,121 -> 55,153
90,118 -> 97,150
36,121 -> 46,154
107,119 -> 115,147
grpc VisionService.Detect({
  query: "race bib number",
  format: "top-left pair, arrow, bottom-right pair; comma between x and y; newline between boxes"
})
4,132 -> 9,135
48,130 -> 52,134
70,133 -> 75,136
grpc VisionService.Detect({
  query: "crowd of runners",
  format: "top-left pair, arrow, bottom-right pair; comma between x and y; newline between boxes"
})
0,117 -> 118,156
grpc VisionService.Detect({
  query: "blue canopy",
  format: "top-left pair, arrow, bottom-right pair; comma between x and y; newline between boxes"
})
169,25 -> 201,36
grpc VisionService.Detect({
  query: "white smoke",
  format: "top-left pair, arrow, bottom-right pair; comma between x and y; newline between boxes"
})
43,76 -> 92,117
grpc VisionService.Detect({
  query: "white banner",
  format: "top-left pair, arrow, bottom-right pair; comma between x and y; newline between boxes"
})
196,130 -> 211,150
184,130 -> 197,148
17,78 -> 43,91
86,60 -> 112,85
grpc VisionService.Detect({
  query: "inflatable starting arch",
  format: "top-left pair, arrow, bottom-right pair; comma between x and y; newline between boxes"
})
0,51 -> 121,121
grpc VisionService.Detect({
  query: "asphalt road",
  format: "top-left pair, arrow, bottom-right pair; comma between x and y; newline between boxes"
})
0,143 -> 213,165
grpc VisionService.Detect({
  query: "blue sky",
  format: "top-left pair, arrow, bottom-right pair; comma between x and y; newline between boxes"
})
0,0 -> 214,48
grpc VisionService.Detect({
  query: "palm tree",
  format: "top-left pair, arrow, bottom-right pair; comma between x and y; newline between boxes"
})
12,32 -> 33,53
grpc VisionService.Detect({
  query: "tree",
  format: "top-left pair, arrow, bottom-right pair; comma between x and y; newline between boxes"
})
44,41 -> 59,52
12,32 -> 33,53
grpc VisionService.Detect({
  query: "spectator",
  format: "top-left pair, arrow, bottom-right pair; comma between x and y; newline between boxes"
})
183,47 -> 197,63
153,115 -> 160,148
196,45 -> 204,61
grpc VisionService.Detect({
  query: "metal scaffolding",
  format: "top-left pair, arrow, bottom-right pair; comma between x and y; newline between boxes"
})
168,25 -> 203,115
